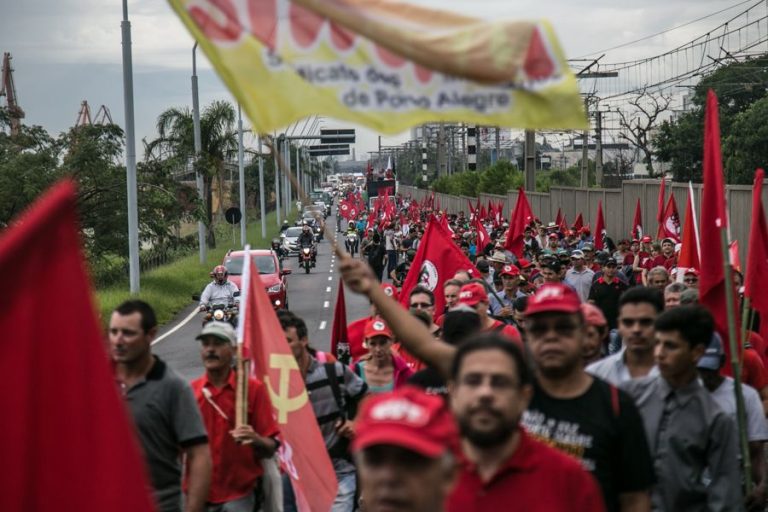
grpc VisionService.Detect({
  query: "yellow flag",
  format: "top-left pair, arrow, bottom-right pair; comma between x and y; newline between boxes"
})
167,0 -> 587,134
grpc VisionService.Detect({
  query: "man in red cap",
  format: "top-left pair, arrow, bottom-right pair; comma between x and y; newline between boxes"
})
458,282 -> 522,347
339,257 -> 653,512
346,283 -> 400,361
488,265 -> 524,321
352,387 -> 459,512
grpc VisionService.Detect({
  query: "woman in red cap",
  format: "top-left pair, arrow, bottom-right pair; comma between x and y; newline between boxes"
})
581,303 -> 609,367
354,317 -> 413,393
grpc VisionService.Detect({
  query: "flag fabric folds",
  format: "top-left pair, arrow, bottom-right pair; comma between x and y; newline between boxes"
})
0,180 -> 155,512
745,169 -> 768,343
400,218 -> 480,314
656,178 -> 666,238
504,188 -> 534,257
632,199 -> 643,240
167,0 -> 587,134
331,279 -> 351,365
658,194 -> 681,243
594,200 -> 606,250
699,89 -> 738,374
677,187 -> 700,275
240,252 -> 337,511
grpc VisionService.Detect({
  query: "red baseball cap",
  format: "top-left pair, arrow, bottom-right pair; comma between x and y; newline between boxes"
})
458,282 -> 488,306
352,386 -> 458,458
525,283 -> 581,316
641,236 -> 652,243
380,283 -> 399,302
517,258 -> 533,269
580,303 -> 607,327
684,268 -> 700,276
364,317 -> 394,340
500,265 -> 520,277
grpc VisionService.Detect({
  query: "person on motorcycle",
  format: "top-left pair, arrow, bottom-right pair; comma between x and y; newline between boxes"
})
199,265 -> 240,310
345,221 -> 360,255
271,238 -> 286,260
280,219 -> 290,232
297,223 -> 317,267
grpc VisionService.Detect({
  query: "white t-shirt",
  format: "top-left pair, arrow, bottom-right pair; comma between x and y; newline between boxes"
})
710,377 -> 768,442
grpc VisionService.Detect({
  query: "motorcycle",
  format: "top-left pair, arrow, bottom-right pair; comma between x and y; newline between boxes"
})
202,302 -> 238,327
300,246 -> 313,274
345,232 -> 359,257
271,238 -> 286,262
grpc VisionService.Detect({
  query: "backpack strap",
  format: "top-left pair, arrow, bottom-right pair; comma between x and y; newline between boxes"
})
609,383 -> 620,418
325,362 -> 345,417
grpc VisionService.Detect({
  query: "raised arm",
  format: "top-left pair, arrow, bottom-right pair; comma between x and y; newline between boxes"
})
339,255 -> 456,378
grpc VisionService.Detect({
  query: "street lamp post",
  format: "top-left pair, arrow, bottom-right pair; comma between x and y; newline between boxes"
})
192,43 -> 207,263
121,0 -> 140,293
238,104 -> 246,247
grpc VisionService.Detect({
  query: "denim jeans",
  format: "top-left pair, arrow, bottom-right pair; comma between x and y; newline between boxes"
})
283,471 -> 356,512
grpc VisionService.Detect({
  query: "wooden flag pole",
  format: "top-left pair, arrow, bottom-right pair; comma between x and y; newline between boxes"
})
235,348 -> 251,444
721,228 -> 752,493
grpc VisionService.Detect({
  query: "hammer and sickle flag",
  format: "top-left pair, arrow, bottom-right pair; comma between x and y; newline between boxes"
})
238,247 -> 336,512
166,0 -> 586,134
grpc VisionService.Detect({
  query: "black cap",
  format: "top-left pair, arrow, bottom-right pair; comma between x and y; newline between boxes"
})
476,260 -> 490,272
604,257 -> 618,267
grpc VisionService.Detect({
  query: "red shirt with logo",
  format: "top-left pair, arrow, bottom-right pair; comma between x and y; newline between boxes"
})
188,371 -> 280,504
447,430 -> 606,512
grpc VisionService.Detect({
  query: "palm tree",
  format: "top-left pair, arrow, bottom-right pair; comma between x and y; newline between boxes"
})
145,100 -> 237,248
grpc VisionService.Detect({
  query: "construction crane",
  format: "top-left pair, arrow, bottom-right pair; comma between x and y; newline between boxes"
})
0,52 -> 25,136
75,100 -> 113,127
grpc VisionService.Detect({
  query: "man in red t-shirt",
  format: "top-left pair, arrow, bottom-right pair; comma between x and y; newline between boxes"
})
457,281 -> 522,347
189,322 -> 280,509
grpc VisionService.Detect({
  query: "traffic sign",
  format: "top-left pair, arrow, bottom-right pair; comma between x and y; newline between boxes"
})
309,143 -> 350,156
225,207 -> 242,224
320,129 -> 355,144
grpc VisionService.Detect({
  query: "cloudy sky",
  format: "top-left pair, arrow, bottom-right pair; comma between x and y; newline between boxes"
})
0,0 -> 753,159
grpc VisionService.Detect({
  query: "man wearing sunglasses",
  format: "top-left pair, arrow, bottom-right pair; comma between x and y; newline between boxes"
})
587,287 -> 664,386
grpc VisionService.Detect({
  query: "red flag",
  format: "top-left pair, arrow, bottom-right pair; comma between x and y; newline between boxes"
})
330,279 -> 351,365
400,218 -> 480,314
730,241 -> 741,274
555,208 -> 563,227
658,194 -> 681,243
700,89 -> 738,373
473,215 -> 491,250
467,199 -> 476,220
594,200 -> 606,250
240,251 -> 337,512
435,196 -> 441,213
478,204 -> 487,220
746,169 -> 768,343
678,187 -> 700,273
632,199 -> 643,240
504,188 -> 534,257
572,212 -> 584,231
558,213 -> 568,234
0,181 -> 155,512
657,177 -> 666,234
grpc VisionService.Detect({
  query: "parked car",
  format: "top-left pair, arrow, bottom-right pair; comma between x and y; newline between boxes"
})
223,249 -> 291,310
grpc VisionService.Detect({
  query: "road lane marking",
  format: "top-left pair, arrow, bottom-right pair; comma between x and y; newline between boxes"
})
324,301 -> 329,308
326,286 -> 332,292
319,321 -> 327,330
328,276 -> 333,281
152,308 -> 198,345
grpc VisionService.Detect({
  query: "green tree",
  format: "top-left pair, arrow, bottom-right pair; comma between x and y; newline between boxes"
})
145,100 -> 237,247
478,161 -> 522,193
724,95 -> 768,184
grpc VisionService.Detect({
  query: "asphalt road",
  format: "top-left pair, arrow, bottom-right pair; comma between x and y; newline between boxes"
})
153,214 -> 373,381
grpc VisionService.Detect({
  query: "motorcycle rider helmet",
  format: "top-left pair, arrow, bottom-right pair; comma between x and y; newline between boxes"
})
282,220 -> 289,226
302,224 -> 311,233
212,265 -> 228,285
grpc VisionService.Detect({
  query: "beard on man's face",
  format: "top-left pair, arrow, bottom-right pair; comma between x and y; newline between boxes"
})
457,405 -> 517,448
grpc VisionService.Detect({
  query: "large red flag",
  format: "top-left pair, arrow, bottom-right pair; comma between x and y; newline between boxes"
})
473,215 -> 491,250
656,177 -> 666,238
632,199 -> 643,239
0,181 -> 155,512
572,212 -> 584,231
239,251 -> 337,512
658,194 -> 681,243
555,208 -> 563,227
745,169 -> 768,343
594,200 -> 606,250
678,187 -> 700,275
504,188 -> 534,257
330,279 -> 351,365
399,218 -> 480,314
558,213 -> 568,234
700,89 -> 738,373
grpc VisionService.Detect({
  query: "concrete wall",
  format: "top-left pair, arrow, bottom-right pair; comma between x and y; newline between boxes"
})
400,179 -> 763,263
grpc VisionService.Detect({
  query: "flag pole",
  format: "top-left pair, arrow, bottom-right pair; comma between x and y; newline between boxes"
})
235,245 -> 252,443
720,228 -> 751,493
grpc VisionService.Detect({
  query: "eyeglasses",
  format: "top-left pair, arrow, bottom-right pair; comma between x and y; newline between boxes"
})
410,302 -> 434,309
619,317 -> 654,328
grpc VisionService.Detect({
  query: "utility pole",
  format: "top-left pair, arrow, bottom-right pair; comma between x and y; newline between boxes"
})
495,127 -> 501,164
467,126 -> 477,171
580,97 -> 590,188
595,109 -> 604,188
258,135 -> 266,239
192,43 -> 207,264
121,0 -> 140,293
437,123 -> 446,177
524,130 -> 536,191
274,134 -> 281,226
237,104 -> 246,247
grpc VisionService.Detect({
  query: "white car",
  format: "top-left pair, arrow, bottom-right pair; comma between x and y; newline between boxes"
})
281,226 -> 303,254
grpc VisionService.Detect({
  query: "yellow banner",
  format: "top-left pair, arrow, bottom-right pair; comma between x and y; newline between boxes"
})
167,0 -> 587,134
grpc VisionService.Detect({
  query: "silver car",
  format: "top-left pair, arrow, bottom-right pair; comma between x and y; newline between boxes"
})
281,226 -> 303,254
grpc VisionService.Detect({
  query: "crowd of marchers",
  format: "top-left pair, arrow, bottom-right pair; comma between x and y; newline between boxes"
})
107,194 -> 768,512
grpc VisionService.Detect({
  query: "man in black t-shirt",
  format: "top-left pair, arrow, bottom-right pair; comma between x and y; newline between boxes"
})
588,258 -> 628,330
520,284 -> 654,512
